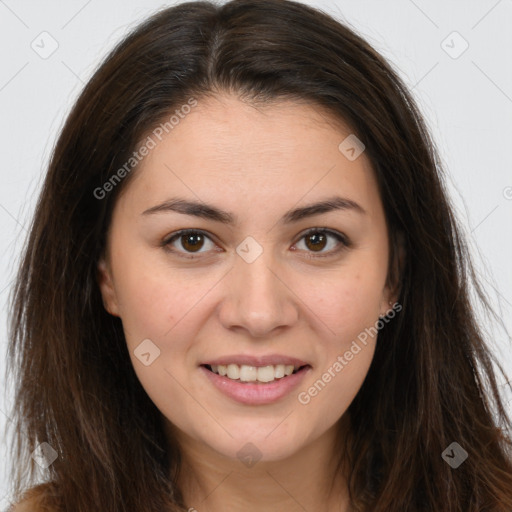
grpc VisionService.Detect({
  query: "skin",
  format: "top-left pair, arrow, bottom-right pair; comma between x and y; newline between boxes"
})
98,93 -> 398,512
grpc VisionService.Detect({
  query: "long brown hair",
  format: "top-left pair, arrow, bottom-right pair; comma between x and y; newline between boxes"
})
7,1 -> 512,510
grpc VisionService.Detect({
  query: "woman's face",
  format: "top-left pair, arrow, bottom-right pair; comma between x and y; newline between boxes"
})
98,93 -> 395,462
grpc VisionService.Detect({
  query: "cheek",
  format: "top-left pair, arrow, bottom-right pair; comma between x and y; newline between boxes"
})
112,249 -> 206,345
116,269 -> 201,420
291,260 -> 383,414
111,254 -> 219,406
295,269 -> 381,421
296,263 -> 385,339
296,343 -> 375,433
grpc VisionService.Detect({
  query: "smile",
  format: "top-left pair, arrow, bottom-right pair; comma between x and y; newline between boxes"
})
200,363 -> 311,405
204,363 -> 307,383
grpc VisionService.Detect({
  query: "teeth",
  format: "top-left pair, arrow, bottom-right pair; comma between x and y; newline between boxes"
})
208,363 -> 301,383
257,365 -> 275,382
227,364 -> 240,380
274,364 -> 285,379
240,365 -> 258,382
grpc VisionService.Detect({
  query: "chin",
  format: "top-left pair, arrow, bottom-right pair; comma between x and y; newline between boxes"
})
199,420 -> 311,464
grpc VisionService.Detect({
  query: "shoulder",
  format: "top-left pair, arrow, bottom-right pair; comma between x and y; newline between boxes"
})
8,498 -> 38,512
8,484 -> 53,512
9,496 -> 44,512
8,502 -> 30,512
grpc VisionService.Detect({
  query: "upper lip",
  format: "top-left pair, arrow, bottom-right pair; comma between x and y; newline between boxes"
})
201,354 -> 310,368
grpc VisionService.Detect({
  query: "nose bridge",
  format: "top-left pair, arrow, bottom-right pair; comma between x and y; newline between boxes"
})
219,237 -> 298,336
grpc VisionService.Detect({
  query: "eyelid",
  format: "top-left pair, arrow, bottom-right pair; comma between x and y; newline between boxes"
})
294,227 -> 351,258
162,227 -> 350,259
161,228 -> 218,258
297,227 -> 350,245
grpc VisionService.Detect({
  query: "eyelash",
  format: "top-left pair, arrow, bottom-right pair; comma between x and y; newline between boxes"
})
161,228 -> 351,260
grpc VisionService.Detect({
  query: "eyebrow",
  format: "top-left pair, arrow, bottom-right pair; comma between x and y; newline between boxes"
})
141,195 -> 366,225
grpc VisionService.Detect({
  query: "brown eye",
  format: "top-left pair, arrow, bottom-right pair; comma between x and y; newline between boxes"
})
180,232 -> 205,252
294,228 -> 349,258
304,232 -> 328,252
162,228 -> 350,260
163,229 -> 216,257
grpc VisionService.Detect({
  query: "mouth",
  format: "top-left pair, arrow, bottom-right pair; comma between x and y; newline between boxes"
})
201,363 -> 310,384
199,361 -> 312,405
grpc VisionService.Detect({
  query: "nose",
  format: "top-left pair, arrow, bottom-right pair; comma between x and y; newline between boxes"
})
217,249 -> 299,338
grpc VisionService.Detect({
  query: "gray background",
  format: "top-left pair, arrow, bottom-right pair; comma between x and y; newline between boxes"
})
1,0 -> 511,506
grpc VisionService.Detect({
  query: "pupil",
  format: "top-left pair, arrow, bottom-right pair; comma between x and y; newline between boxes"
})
306,232 -> 326,251
183,233 -> 203,252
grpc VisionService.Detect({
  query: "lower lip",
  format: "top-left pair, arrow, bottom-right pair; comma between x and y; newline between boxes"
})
200,365 -> 311,405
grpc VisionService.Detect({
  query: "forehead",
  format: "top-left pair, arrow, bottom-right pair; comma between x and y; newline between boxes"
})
120,93 -> 381,221
156,94 -> 355,161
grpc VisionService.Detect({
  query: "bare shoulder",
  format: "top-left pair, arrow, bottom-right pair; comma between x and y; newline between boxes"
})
9,496 -> 44,512
8,498 -> 36,512
9,500 -> 31,512
9,485 -> 53,512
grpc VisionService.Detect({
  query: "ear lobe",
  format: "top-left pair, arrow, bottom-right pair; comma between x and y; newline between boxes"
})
97,257 -> 120,317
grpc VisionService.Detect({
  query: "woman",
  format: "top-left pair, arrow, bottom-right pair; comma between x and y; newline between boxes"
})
6,0 -> 512,510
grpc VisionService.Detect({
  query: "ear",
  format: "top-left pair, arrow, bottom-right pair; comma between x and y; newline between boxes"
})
381,229 -> 406,315
97,257 -> 120,317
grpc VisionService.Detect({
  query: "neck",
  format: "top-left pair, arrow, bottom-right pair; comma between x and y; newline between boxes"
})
169,416 -> 353,512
